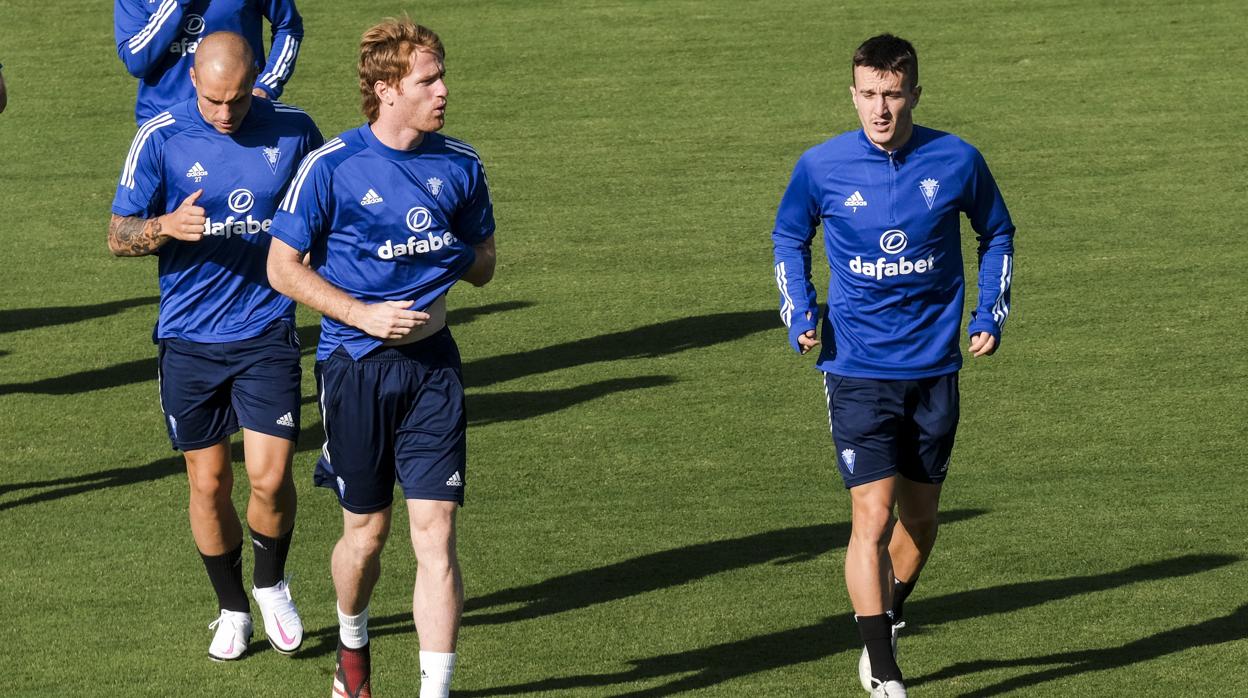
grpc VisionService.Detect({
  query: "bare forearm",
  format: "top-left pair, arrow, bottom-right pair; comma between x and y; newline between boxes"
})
461,240 -> 496,287
108,213 -> 168,257
269,257 -> 362,325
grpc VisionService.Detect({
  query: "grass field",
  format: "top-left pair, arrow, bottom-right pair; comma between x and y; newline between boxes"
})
1,0 -> 1246,695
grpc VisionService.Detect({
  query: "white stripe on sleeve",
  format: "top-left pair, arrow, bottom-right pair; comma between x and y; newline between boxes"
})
279,138 -> 345,214
128,0 -> 179,53
120,113 -> 176,189
775,262 -> 795,327
260,37 -> 299,89
991,254 -> 1012,326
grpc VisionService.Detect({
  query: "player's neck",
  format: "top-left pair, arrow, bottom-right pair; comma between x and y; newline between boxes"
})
368,119 -> 426,152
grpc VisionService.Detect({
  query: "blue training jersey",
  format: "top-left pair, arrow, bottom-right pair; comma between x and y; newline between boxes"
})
772,125 -> 1015,379
114,0 -> 303,124
112,96 -> 323,343
270,125 -> 496,361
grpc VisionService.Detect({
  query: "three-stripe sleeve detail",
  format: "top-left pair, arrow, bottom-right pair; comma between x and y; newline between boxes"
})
775,262 -> 795,327
120,112 -> 176,189
259,37 -> 300,90
991,254 -> 1012,327
279,138 -> 345,214
128,0 -> 179,54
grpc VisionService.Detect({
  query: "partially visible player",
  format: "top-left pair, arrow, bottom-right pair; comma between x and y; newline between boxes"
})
0,61 -> 7,114
771,34 -> 1015,698
267,17 -> 495,698
114,0 -> 304,124
109,31 -> 323,661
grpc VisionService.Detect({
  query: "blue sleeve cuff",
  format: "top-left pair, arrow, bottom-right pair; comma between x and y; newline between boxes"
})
967,320 -> 1000,341
788,314 -> 818,354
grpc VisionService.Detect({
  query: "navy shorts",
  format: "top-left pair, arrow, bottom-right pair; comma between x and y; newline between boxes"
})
823,372 -> 959,488
157,321 -> 302,451
313,327 -> 467,514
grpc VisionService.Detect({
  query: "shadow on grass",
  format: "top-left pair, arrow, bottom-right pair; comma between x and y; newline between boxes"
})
0,442 -> 244,512
294,511 -> 986,660
452,553 -> 1238,697
911,601 -> 1248,696
465,309 -> 775,388
0,304 -> 761,397
1,370 -> 671,510
464,510 -> 986,626
0,295 -> 160,334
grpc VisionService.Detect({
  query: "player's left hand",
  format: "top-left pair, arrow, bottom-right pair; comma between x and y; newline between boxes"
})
969,332 -> 998,357
252,88 -> 270,99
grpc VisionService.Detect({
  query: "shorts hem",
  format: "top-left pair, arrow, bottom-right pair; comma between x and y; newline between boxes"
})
238,422 -> 299,442
843,469 -> 898,490
173,429 -> 237,452
315,480 -> 394,515
401,490 -> 465,505
898,470 -> 948,486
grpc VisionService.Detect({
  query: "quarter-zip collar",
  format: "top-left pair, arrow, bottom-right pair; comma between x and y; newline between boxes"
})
855,125 -> 922,164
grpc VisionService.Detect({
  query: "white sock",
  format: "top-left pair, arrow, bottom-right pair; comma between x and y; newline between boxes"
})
418,651 -> 456,698
337,604 -> 369,649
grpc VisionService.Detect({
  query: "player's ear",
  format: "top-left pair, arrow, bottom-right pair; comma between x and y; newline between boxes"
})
912,84 -> 921,106
374,80 -> 392,107
189,66 -> 198,90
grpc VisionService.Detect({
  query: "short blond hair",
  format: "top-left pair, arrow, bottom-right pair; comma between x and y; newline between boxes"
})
359,17 -> 444,122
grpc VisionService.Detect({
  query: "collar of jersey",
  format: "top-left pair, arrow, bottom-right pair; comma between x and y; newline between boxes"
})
359,124 -> 429,161
185,96 -> 264,137
856,125 -> 921,162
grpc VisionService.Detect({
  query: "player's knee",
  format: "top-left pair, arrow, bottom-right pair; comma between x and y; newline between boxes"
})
409,516 -> 455,562
247,466 -> 292,505
851,505 -> 894,548
187,469 -> 232,502
344,526 -> 387,562
899,510 -> 938,542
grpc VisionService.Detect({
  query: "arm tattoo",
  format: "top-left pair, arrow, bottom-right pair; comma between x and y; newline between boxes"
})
108,214 -> 165,257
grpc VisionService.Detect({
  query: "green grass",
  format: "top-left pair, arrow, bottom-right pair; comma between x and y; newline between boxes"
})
1,0 -> 1246,695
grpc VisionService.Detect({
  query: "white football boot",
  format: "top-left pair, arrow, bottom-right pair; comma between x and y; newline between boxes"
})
252,579 -> 304,654
859,621 -> 905,692
207,609 -> 253,661
870,679 -> 908,697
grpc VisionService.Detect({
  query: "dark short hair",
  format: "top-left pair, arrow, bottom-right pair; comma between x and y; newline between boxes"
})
852,34 -> 918,89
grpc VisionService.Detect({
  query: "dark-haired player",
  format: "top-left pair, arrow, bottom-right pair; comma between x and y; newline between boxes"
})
771,33 -> 1015,697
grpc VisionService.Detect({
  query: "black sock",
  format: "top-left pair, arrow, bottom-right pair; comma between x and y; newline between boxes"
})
891,577 -> 916,623
857,613 -> 902,682
200,543 -> 249,613
250,526 -> 293,589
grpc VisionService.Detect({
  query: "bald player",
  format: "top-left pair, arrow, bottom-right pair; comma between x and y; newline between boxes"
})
109,31 -> 323,661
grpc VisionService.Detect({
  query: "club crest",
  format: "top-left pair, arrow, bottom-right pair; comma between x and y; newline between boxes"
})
919,178 -> 940,210
262,146 -> 281,174
840,448 -> 856,473
427,177 -> 444,197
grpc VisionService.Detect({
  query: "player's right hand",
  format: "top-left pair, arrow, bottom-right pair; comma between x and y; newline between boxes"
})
352,300 -> 432,340
159,189 -> 207,242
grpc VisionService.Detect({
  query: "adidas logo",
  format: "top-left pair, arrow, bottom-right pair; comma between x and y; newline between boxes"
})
186,162 -> 208,182
360,188 -> 384,206
446,471 -> 463,487
843,191 -> 867,212
275,412 -> 295,427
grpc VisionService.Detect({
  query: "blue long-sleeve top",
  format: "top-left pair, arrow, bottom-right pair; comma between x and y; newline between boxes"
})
772,125 -> 1015,379
114,0 -> 303,124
